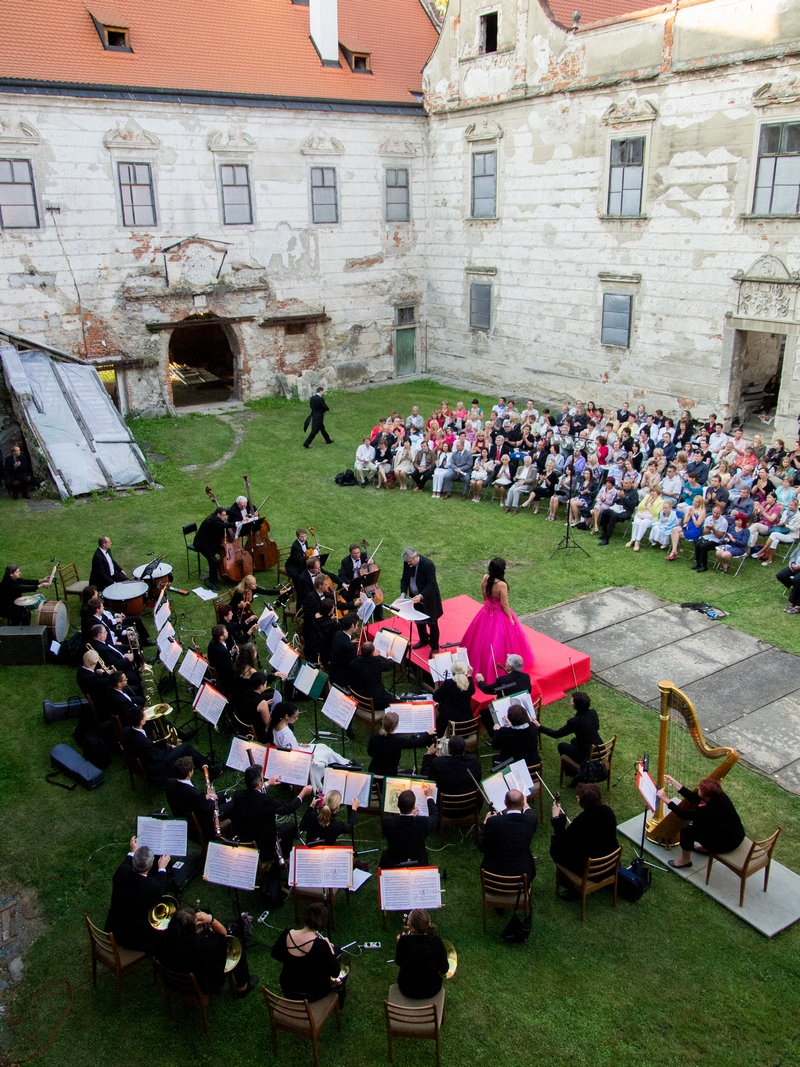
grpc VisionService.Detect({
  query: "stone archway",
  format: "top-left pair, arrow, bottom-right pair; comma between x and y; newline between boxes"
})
168,315 -> 236,406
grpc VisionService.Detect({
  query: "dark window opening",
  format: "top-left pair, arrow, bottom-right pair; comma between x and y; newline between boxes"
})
285,322 -> 307,335
607,137 -> 645,216
106,29 -> 127,47
754,122 -> 800,215
396,306 -> 415,326
601,293 -> 632,348
480,12 -> 498,54
353,54 -> 369,71
91,15 -> 133,51
470,283 -> 492,329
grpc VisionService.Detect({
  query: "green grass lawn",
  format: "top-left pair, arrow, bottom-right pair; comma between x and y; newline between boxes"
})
0,380 -> 798,1067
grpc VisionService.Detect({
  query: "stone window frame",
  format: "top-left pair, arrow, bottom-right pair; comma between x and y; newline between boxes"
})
600,291 -> 633,348
218,162 -> 254,227
116,160 -> 158,229
478,9 -> 499,54
470,149 -> 497,219
0,157 -> 41,230
309,165 -> 339,225
385,166 -> 411,223
750,119 -> 800,218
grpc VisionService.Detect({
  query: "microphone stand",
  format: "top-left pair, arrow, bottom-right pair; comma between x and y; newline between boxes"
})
550,445 -> 589,560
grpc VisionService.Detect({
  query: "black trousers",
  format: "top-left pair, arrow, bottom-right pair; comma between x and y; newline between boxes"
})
304,421 -> 332,446
600,509 -> 628,540
411,469 -> 434,490
776,564 -> 800,606
415,619 -> 440,651
694,537 -> 719,568
197,548 -> 220,582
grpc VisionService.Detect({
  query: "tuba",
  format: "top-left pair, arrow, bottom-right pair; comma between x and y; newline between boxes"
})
139,647 -> 177,744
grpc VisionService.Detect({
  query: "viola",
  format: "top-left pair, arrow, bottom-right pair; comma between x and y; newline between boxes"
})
205,485 -> 253,583
358,538 -> 384,606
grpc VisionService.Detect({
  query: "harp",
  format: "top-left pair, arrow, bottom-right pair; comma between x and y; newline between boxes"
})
646,680 -> 739,847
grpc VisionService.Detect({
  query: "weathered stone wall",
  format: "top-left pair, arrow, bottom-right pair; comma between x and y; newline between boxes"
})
0,100 -> 427,413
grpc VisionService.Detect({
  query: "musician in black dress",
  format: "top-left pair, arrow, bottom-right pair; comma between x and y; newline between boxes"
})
193,508 -> 234,592
432,661 -> 475,737
0,563 -> 52,624
157,906 -> 257,997
491,703 -> 540,766
367,711 -> 433,777
656,774 -> 745,870
394,909 -> 449,1001
300,791 -> 359,846
272,904 -> 344,1005
550,783 -> 618,880
539,691 -> 602,769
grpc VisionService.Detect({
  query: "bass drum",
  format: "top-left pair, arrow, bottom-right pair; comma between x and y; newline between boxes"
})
36,600 -> 69,642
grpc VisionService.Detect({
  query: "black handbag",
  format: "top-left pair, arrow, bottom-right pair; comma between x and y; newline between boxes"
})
501,882 -> 532,944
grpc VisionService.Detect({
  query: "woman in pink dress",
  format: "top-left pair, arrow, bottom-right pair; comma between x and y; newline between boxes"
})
461,558 -> 534,684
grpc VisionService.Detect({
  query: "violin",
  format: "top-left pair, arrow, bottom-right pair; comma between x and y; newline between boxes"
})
205,485 -> 253,584
242,475 -> 279,573
359,539 -> 384,606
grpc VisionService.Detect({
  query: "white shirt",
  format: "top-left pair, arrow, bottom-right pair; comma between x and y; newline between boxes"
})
355,443 -> 376,464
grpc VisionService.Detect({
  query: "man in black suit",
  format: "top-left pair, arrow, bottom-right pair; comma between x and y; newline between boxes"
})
475,653 -> 536,731
598,477 -> 639,545
380,786 -> 438,868
122,706 -> 215,787
193,508 -> 235,592
166,755 -> 233,843
230,765 -> 313,858
105,839 -> 169,953
207,624 -> 235,694
421,737 -> 482,815
285,528 -> 311,583
400,548 -> 443,652
4,445 -> 33,499
88,624 -> 141,686
338,543 -> 365,589
328,613 -> 358,687
102,670 -> 145,726
303,386 -> 332,448
89,535 -> 127,591
478,789 -> 537,883
346,642 -> 395,709
302,575 -> 332,644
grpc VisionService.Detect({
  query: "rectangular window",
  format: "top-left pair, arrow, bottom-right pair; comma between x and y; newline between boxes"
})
0,159 -> 39,229
480,11 -> 498,53
754,122 -> 800,215
470,283 -> 492,329
607,137 -> 644,216
220,164 -> 253,225
117,162 -> 156,227
471,151 -> 496,218
310,166 -> 338,224
601,293 -> 632,347
396,306 -> 415,325
386,168 -> 410,222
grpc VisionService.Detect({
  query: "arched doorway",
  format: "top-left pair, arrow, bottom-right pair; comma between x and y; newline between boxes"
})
168,316 -> 236,406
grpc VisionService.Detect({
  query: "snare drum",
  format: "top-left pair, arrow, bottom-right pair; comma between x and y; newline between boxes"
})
103,580 -> 148,617
36,600 -> 68,641
133,562 -> 173,598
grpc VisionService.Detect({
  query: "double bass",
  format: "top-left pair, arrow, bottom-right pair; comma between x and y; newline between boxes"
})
242,475 -> 280,572
205,485 -> 253,584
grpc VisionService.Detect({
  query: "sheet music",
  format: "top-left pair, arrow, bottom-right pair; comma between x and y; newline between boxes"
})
373,628 -> 408,664
266,746 -> 313,787
178,648 -> 208,688
389,702 -> 436,733
257,606 -> 278,636
155,601 -> 172,632
136,816 -> 188,857
357,597 -> 376,623
294,662 -> 320,697
204,841 -> 259,891
193,587 -> 219,602
323,767 -> 373,807
321,687 -> 357,729
159,638 -> 182,672
159,620 -> 175,643
428,648 -> 470,685
389,597 -> 415,612
505,758 -> 534,795
269,641 -> 300,676
382,777 -> 437,813
378,867 -> 442,911
192,682 -> 227,726
291,846 -> 354,889
226,737 -> 268,773
266,625 -> 286,654
637,764 -> 659,813
490,690 -> 537,726
350,868 -> 371,892
153,585 -> 166,618
482,770 -> 511,814
156,627 -> 173,655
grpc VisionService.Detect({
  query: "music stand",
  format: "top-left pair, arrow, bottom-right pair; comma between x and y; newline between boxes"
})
389,601 -> 429,686
204,840 -> 269,950
634,757 -> 669,875
549,444 -> 589,560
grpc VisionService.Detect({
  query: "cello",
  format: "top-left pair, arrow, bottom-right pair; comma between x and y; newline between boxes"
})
204,485 -> 253,583
242,475 -> 280,572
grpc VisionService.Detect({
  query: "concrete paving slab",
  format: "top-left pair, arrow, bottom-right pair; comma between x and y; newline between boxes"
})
569,603 -> 720,671
706,690 -> 800,774
600,627 -> 767,706
679,650 -> 800,732
618,814 -> 800,937
775,758 -> 800,793
522,586 -> 663,643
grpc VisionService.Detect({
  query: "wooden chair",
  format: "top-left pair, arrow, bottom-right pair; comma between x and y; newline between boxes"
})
84,914 -> 145,1008
385,985 -> 446,1067
446,716 -> 480,754
480,870 -> 531,932
559,736 -> 617,791
212,590 -> 233,618
152,958 -> 211,1033
366,775 -> 385,816
262,986 -> 341,1067
188,811 -> 231,855
705,828 -> 781,907
438,790 -> 481,842
527,762 -> 544,820
58,561 -> 89,606
554,846 -> 623,921
348,688 -> 384,730
182,522 -> 202,578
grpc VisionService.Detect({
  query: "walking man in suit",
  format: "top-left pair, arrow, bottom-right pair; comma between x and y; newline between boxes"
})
303,386 -> 333,448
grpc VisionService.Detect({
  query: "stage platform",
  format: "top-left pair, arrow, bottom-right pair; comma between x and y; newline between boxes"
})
366,594 -> 590,707
619,814 -> 800,938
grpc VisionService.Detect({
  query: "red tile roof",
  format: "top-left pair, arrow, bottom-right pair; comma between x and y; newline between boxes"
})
542,0 -> 667,28
0,0 -> 438,106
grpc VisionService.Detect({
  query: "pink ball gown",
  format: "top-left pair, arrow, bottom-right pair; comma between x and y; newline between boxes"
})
461,593 -> 534,685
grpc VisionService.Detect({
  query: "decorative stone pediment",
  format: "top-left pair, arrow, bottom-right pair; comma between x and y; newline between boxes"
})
601,97 -> 658,127
379,134 -> 417,157
0,116 -> 41,146
301,133 -> 344,156
207,129 -> 256,154
734,255 -> 800,321
753,77 -> 800,109
464,117 -> 503,143
103,119 -> 160,151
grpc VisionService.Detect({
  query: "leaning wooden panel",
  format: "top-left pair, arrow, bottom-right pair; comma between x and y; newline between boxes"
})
646,680 -> 739,847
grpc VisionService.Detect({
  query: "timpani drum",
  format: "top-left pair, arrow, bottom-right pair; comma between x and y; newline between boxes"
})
133,562 -> 173,598
36,600 -> 69,641
103,580 -> 149,617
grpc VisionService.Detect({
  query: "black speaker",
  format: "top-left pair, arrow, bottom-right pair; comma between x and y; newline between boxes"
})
0,625 -> 48,666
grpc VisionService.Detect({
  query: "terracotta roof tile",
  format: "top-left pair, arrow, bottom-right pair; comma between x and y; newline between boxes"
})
542,0 -> 666,28
0,0 -> 438,105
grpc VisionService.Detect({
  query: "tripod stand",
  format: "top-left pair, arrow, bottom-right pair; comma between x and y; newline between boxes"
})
550,449 -> 589,560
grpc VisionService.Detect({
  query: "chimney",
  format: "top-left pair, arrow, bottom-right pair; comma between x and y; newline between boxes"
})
309,0 -> 340,66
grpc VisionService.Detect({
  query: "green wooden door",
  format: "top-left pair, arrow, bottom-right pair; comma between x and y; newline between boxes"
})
395,327 -> 416,376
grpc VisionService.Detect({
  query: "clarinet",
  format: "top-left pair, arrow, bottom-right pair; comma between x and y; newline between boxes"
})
246,747 -> 285,867
203,764 -> 222,838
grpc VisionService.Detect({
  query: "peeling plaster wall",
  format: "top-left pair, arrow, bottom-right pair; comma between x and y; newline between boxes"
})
0,99 -> 427,413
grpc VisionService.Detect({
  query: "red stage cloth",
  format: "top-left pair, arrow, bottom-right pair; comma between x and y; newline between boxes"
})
366,594 -> 590,708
